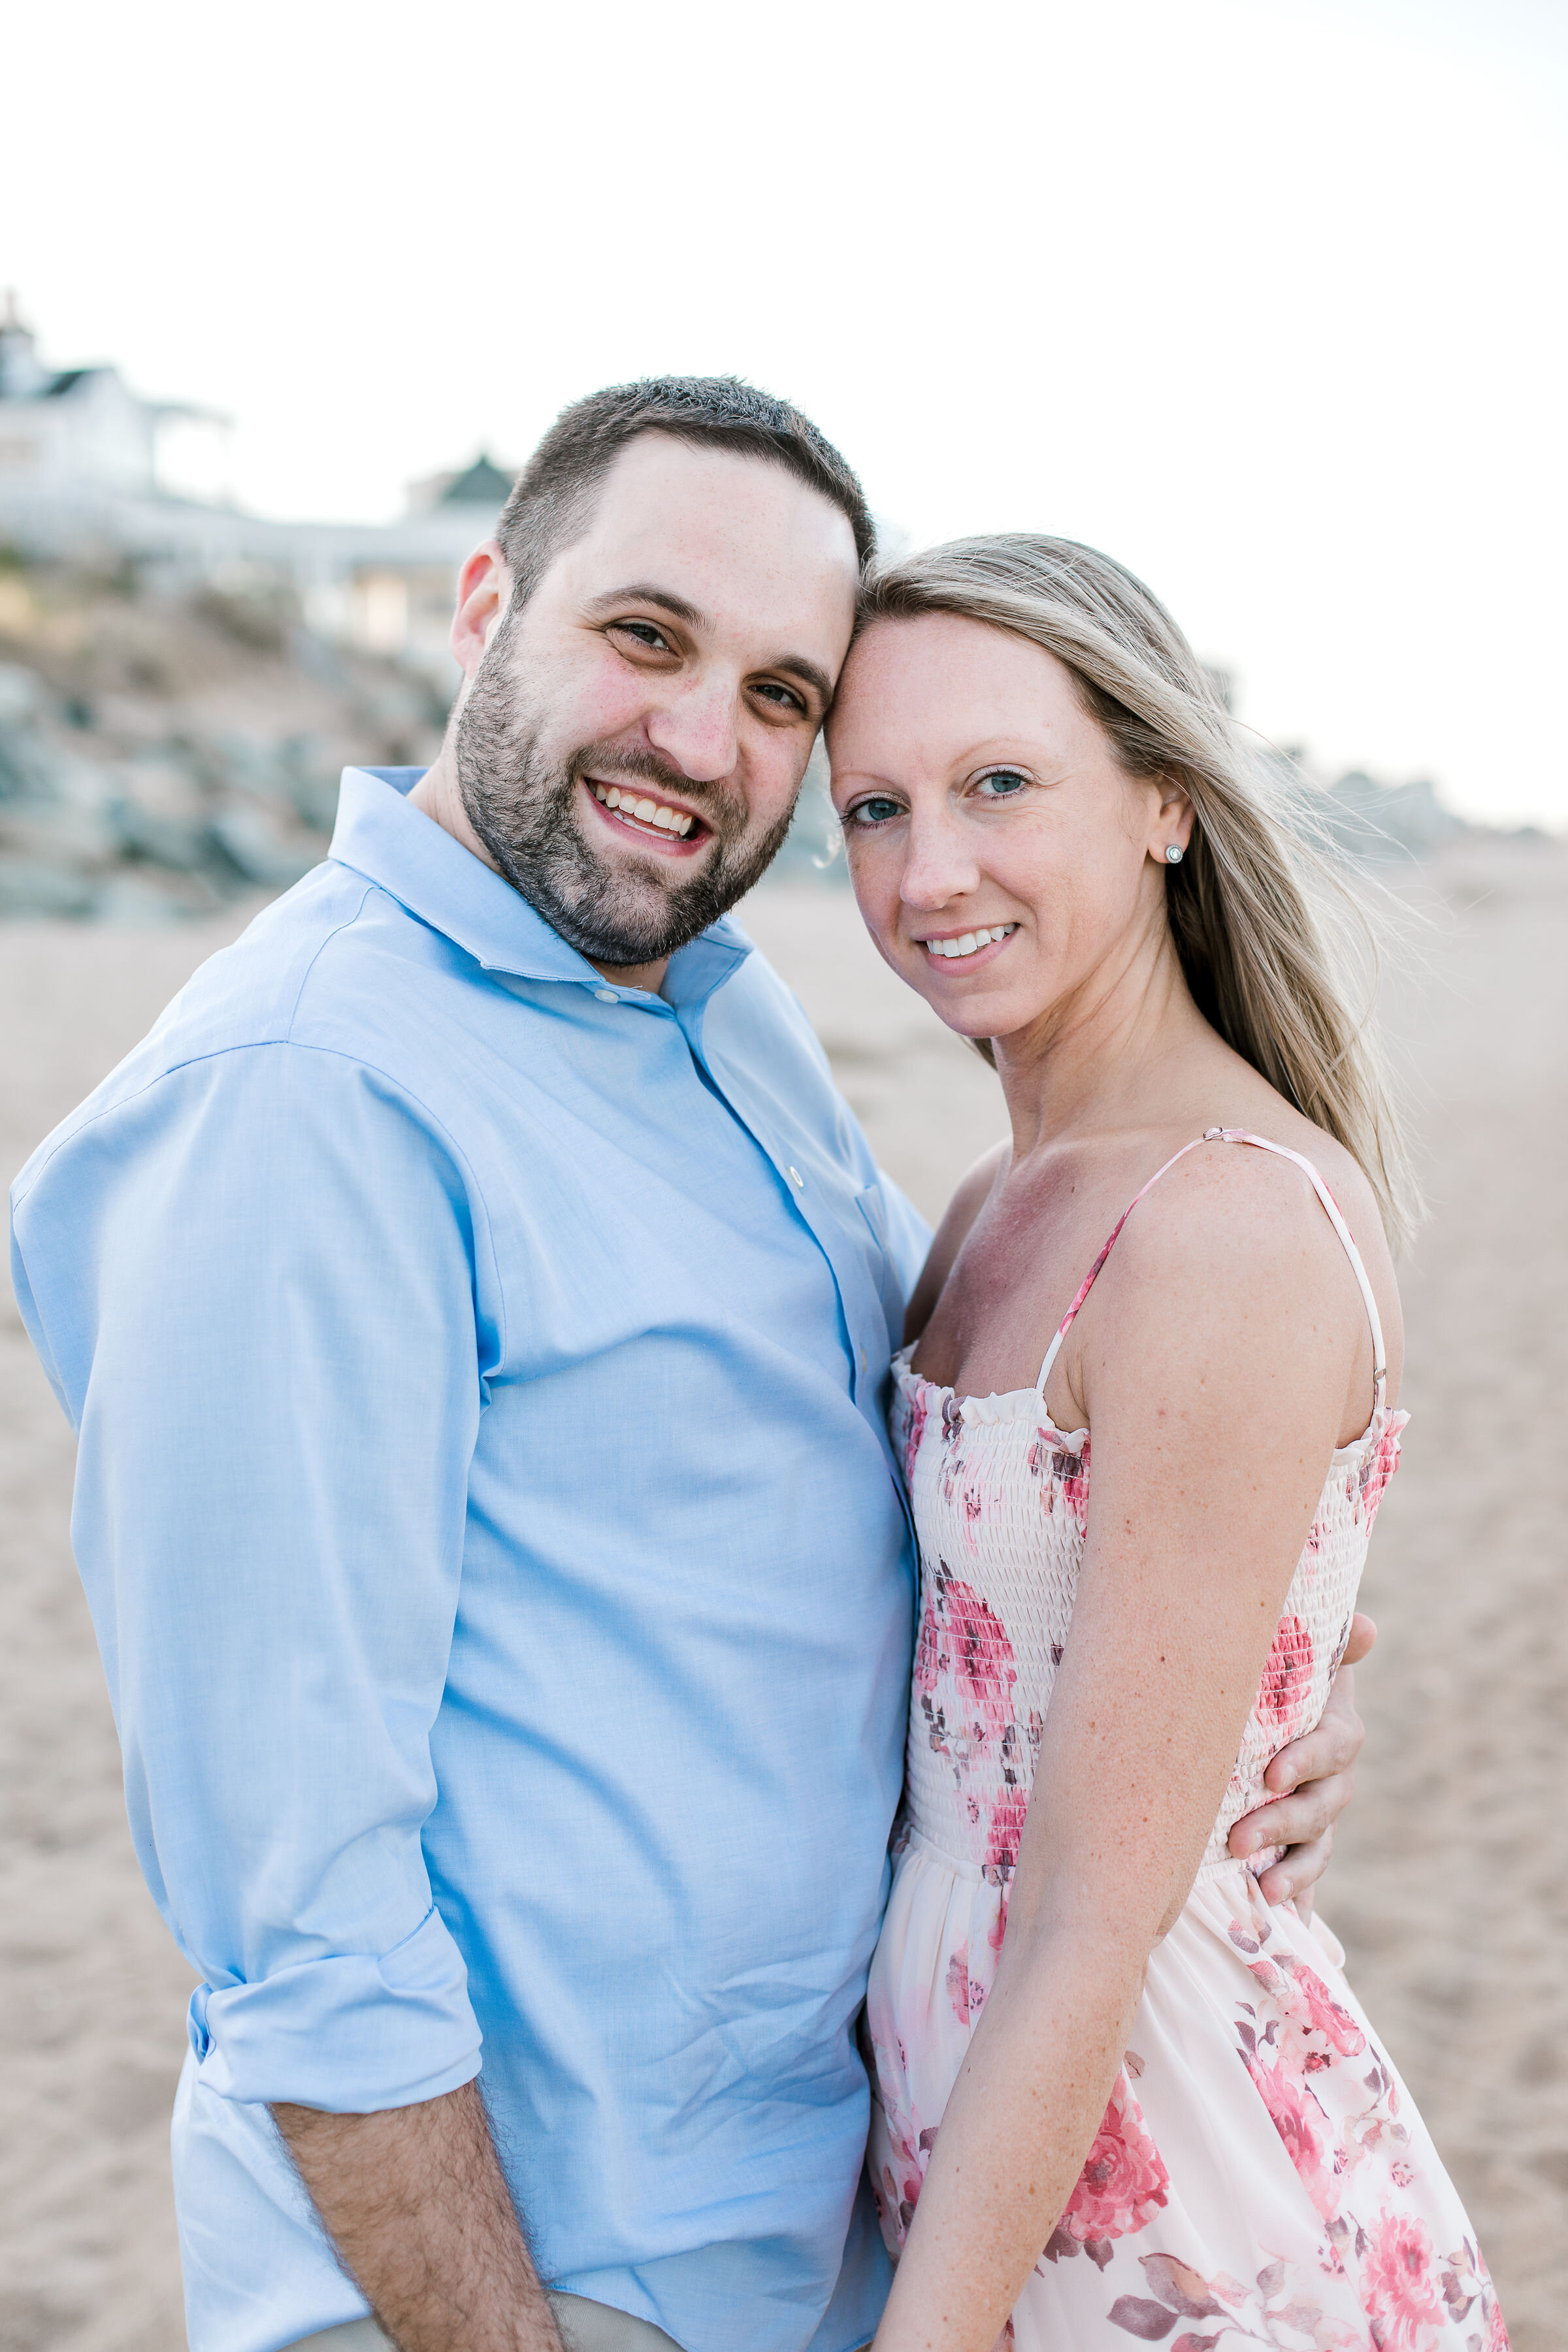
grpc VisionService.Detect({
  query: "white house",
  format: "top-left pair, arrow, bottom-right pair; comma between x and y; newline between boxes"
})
0,294 -> 227,501
0,302 -> 510,674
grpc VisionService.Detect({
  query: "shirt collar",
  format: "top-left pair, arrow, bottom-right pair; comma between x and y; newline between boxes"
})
327,767 -> 753,1005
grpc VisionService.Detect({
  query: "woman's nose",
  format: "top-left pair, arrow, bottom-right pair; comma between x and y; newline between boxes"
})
898,808 -> 981,911
645,679 -> 740,783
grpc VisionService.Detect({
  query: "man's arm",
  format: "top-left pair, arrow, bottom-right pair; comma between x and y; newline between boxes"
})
274,2085 -> 563,2352
1229,1612 -> 1375,1913
11,1043 -> 555,2344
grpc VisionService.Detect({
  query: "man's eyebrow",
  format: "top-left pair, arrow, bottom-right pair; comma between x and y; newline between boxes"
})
583,581 -> 834,710
769,653 -> 835,710
581,581 -> 709,629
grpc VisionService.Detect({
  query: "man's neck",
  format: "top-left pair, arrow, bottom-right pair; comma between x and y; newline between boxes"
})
407,754 -> 671,996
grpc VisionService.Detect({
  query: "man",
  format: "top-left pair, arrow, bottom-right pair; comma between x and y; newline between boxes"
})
9,380 -> 1367,2352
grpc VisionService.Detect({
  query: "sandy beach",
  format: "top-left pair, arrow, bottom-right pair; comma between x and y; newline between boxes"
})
1,841 -> 1563,2350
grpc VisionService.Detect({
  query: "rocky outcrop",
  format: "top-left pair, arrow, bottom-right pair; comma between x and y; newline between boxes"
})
0,557 -> 447,919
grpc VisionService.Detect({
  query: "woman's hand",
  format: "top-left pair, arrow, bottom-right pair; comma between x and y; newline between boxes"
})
1228,1612 -> 1374,1914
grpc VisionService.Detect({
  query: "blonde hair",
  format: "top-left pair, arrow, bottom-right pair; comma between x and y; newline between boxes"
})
858,535 -> 1420,1249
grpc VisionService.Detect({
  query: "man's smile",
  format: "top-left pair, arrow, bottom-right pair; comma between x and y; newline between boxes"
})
582,774 -> 710,856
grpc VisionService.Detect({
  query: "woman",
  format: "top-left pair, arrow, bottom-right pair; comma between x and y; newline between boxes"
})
825,538 -> 1506,2351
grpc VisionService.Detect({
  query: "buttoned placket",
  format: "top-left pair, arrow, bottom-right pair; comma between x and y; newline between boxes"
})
672,999 -> 894,1429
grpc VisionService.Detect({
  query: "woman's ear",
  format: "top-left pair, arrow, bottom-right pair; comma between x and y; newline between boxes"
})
1147,774 -> 1194,864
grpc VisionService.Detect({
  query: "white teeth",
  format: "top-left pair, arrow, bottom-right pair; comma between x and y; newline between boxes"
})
926,923 -> 1016,962
591,781 -> 696,837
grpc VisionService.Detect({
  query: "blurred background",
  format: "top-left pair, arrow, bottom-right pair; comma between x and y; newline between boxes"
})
1,1 -> 1563,2345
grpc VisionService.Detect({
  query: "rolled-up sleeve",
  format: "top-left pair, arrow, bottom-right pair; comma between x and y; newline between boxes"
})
10,1041 -> 491,2112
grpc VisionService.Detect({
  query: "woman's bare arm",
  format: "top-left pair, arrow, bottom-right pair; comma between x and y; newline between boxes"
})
872,1151 -> 1372,2352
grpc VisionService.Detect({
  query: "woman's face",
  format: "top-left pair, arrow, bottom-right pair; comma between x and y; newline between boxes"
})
826,613 -> 1190,1051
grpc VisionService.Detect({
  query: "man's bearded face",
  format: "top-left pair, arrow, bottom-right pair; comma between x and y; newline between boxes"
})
454,604 -> 798,969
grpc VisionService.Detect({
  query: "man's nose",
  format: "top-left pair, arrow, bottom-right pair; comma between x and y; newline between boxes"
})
899,804 -> 981,910
645,677 -> 741,784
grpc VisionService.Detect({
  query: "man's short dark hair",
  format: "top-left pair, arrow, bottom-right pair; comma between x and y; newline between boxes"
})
495,376 -> 875,602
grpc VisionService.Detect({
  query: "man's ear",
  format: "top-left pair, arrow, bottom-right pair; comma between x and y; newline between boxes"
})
450,542 -> 512,678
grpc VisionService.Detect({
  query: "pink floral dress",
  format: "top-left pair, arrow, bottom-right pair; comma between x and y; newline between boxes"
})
866,1130 -> 1508,2351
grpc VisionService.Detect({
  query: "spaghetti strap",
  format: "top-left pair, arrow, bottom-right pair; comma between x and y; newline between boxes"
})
1034,1126 -> 1388,1416
1033,1137 -> 1210,1397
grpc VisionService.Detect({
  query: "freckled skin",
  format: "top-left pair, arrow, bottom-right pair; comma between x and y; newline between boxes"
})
827,615 -> 1402,2352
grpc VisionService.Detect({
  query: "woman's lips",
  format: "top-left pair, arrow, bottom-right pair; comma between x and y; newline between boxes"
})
916,922 -> 1019,969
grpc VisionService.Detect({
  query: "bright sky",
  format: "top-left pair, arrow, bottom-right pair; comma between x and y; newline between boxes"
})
5,0 -> 1564,825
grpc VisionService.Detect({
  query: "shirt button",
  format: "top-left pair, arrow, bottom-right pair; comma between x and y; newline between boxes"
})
594,988 -> 619,1004
787,1166 -> 805,1189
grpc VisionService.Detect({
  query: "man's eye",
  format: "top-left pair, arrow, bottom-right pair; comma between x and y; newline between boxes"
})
612,621 -> 672,653
975,768 -> 1029,798
753,680 -> 806,713
848,796 -> 904,828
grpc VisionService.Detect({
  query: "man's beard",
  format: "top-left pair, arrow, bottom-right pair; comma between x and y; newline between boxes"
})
453,617 -> 798,968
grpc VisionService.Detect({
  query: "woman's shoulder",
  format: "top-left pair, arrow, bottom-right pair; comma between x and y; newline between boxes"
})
1100,1093 -> 1404,1416
1202,1102 -> 1396,1290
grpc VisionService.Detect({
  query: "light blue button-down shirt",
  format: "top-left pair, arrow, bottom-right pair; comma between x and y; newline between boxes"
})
9,770 -> 930,2352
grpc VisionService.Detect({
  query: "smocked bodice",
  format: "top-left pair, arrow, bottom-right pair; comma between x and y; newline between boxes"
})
891,1354 -> 1406,1885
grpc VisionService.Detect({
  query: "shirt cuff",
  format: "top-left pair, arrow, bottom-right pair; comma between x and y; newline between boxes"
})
186,1904 -> 483,2110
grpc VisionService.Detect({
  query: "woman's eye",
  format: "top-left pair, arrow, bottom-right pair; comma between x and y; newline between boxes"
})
847,796 -> 904,828
974,768 -> 1029,799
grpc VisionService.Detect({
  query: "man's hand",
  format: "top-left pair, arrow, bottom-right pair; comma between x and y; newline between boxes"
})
1228,1613 -> 1375,1916
273,2080 -> 564,2352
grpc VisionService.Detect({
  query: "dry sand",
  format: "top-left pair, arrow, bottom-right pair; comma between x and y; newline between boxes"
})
1,843 -> 1563,2350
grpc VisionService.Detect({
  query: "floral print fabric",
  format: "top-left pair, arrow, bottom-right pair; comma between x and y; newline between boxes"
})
866,1350 -> 1507,2348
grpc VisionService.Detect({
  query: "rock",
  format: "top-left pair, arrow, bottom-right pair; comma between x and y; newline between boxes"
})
208,804 -> 325,889
276,734 -> 342,832
211,734 -> 297,803
109,757 -> 214,872
90,870 -> 221,924
0,795 -> 122,867
0,665 -> 63,799
0,853 -> 98,917
0,663 -> 46,727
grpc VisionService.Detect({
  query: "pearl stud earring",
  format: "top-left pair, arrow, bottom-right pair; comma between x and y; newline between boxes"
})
1164,844 -> 1184,864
